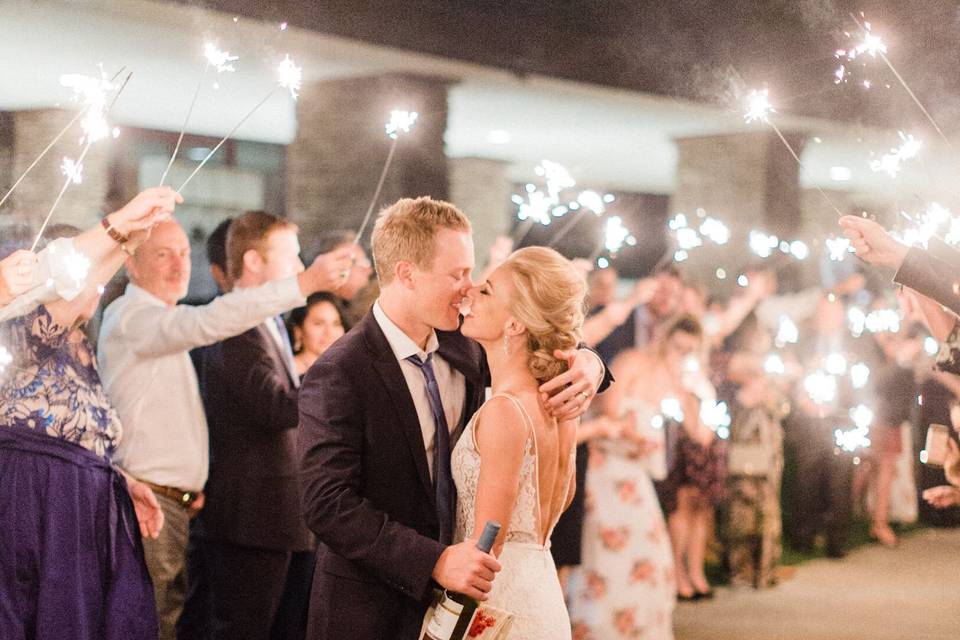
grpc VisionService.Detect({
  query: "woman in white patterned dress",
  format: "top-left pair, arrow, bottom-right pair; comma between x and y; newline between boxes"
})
455,246 -> 587,640
566,329 -> 690,639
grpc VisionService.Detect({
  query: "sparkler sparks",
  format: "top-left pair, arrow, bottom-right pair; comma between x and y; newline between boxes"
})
385,110 -> 419,139
825,236 -> 854,261
660,398 -> 684,422
850,362 -> 871,389
277,54 -> 302,100
700,399 -> 731,439
203,42 -> 239,73
804,370 -> 838,405
775,316 -> 799,347
60,157 -> 83,185
577,190 -> 606,215
870,132 -> 921,178
602,216 -> 635,255
353,108 -> 423,245
60,70 -> 114,145
177,55 -> 303,194
764,353 -> 786,375
744,89 -> 774,124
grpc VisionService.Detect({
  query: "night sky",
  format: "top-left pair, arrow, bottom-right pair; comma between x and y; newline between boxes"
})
172,0 -> 960,132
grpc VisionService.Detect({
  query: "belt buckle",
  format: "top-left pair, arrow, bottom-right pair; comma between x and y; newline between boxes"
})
180,491 -> 193,506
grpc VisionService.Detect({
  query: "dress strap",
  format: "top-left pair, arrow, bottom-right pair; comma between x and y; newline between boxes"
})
488,392 -> 544,541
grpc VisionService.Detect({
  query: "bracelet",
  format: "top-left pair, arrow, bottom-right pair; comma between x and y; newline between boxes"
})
101,216 -> 130,245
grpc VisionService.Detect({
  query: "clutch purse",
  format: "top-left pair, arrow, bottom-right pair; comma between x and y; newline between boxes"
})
420,589 -> 515,639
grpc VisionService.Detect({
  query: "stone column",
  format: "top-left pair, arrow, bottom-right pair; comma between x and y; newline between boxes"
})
448,156 -> 511,267
286,73 -> 451,257
669,130 -> 807,287
6,109 -> 110,231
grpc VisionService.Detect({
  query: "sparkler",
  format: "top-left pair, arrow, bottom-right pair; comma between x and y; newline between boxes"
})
547,189 -> 612,248
804,370 -> 838,405
354,110 -> 420,245
870,132 -> 921,178
587,215 -> 636,264
775,316 -> 799,347
848,13 -> 952,148
158,41 -> 239,187
825,236 -> 854,261
0,67 -> 126,212
924,336 -> 939,356
30,71 -> 132,252
700,399 -> 731,439
660,397 -> 684,422
850,362 -> 871,389
177,55 -> 302,195
513,160 -> 575,245
764,353 -> 786,375
743,88 -> 844,218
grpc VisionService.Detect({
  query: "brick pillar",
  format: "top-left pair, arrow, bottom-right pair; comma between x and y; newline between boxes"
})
669,130 -> 807,286
448,157 -> 511,267
287,73 -> 450,257
6,109 -> 109,231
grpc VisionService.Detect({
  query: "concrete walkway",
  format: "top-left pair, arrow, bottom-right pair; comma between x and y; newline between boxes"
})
674,528 -> 960,640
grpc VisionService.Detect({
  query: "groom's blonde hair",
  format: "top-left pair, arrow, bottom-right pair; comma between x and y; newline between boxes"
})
371,197 -> 471,285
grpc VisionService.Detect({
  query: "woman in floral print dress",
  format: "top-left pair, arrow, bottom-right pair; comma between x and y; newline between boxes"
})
566,319 -> 706,639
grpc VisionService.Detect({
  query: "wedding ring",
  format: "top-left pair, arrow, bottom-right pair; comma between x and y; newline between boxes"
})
577,391 -> 590,400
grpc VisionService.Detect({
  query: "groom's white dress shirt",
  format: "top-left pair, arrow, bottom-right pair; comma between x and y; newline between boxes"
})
372,301 -> 465,479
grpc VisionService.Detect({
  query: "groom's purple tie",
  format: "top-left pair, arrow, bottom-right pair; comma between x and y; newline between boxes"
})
406,353 -> 454,545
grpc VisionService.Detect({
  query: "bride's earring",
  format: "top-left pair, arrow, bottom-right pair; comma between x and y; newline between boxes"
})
503,332 -> 510,356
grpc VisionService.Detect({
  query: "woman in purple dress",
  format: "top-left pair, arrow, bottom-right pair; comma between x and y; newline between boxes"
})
0,188 -> 180,640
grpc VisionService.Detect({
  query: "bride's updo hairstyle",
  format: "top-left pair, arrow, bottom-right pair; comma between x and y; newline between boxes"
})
501,247 -> 587,384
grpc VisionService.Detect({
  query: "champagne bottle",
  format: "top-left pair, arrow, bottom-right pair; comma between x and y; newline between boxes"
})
424,521 -> 501,640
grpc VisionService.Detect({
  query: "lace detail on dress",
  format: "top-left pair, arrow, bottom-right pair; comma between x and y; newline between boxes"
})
453,401 -> 541,545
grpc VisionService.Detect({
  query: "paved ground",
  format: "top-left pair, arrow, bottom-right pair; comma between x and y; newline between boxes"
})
674,528 -> 960,640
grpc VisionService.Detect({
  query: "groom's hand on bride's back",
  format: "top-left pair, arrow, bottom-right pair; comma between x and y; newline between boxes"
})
432,540 -> 502,601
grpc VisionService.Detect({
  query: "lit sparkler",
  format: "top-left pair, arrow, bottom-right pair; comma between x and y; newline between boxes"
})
804,370 -> 838,405
924,336 -> 940,356
354,109 -> 421,245
60,157 -> 83,185
601,216 -> 634,255
700,399 -> 731,439
159,41 -> 240,186
825,236 -> 854,261
660,397 -> 684,422
775,316 -> 799,347
870,132 -> 921,178
764,353 -> 786,375
743,87 -> 844,217
848,13 -> 951,147
850,362 -> 871,389
1,68 -> 124,212
177,55 -> 302,195
30,71 -> 132,252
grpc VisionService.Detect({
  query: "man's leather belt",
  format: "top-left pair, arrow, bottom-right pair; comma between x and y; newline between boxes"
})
142,480 -> 202,510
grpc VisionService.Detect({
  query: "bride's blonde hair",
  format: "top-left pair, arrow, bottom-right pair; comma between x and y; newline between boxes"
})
501,247 -> 587,383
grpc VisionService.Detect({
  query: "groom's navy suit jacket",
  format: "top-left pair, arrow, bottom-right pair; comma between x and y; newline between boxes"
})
297,311 -> 612,640
297,313 -> 488,640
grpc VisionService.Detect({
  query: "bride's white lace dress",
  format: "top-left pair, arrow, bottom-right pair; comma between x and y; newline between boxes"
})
452,393 -> 574,640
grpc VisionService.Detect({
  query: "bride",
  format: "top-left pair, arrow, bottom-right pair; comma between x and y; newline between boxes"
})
454,246 -> 586,640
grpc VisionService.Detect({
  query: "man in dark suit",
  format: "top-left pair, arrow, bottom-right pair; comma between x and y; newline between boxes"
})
194,211 -> 365,639
298,197 -> 611,640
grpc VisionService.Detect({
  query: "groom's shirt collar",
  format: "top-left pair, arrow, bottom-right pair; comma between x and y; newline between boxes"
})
372,300 -> 439,362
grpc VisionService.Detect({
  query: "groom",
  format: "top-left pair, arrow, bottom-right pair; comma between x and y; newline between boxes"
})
297,197 -> 610,640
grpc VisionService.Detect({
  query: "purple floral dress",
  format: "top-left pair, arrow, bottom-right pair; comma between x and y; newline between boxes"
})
1,305 -> 121,458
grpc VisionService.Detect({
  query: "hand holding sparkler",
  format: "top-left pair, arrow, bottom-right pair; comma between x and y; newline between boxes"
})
839,215 -> 909,269
0,250 -> 38,306
297,246 -> 357,297
107,186 -> 182,239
